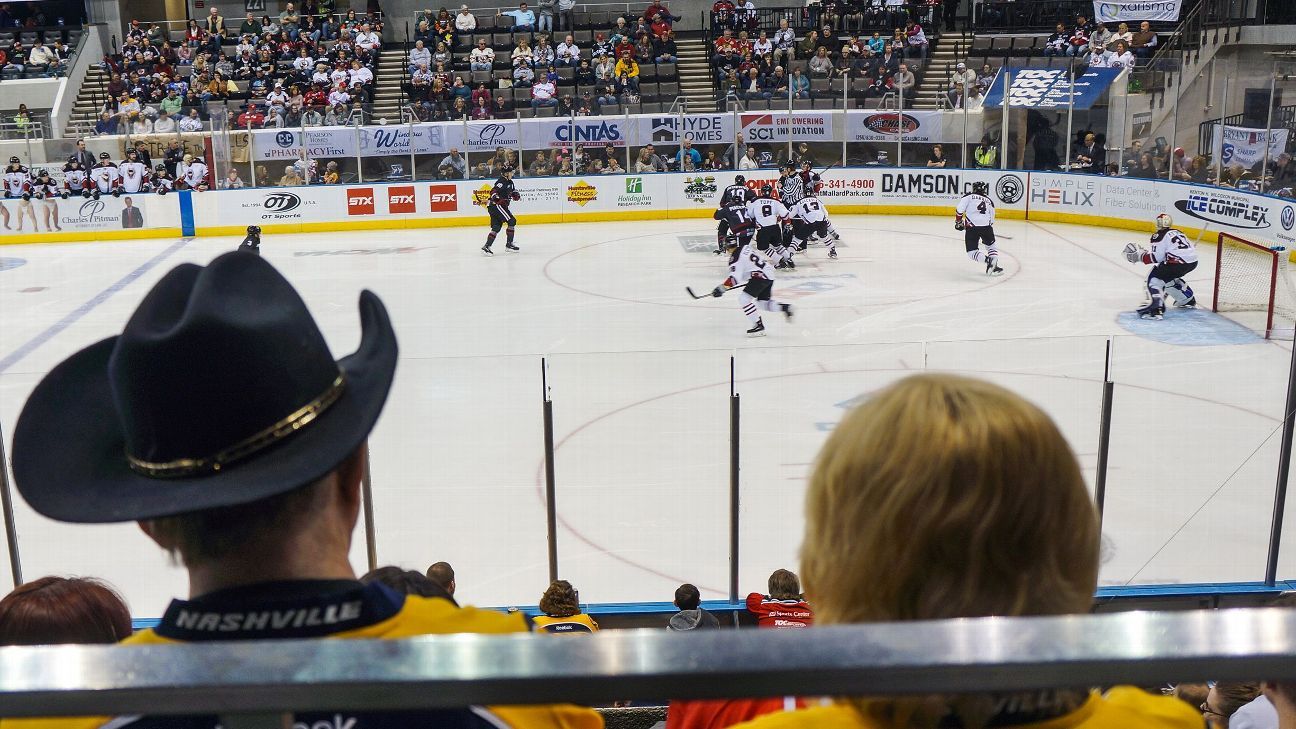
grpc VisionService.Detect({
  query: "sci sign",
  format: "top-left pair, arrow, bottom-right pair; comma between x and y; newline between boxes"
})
981,68 -> 1122,110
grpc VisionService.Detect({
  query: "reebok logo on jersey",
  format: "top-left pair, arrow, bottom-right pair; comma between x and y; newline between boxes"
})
429,184 -> 458,212
347,188 -> 374,215
388,186 -> 415,214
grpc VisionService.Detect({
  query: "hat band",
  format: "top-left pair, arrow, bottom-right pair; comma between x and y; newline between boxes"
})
127,374 -> 346,478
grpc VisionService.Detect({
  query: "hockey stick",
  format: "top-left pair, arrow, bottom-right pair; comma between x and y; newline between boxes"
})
686,285 -> 742,299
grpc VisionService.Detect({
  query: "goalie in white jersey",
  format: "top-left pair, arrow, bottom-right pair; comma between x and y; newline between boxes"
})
710,233 -> 793,337
954,181 -> 1003,276
1122,213 -> 1198,320
789,193 -> 840,261
747,185 -> 793,268
119,149 -> 150,194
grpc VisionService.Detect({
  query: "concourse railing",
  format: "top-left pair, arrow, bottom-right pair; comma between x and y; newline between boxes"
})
3,609 -> 1296,722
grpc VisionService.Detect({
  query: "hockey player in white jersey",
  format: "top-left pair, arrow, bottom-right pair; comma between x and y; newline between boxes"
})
90,152 -> 122,197
30,169 -> 62,232
789,194 -> 840,260
955,180 -> 1003,276
3,156 -> 30,199
747,185 -> 792,268
118,149 -> 150,194
63,156 -> 90,198
3,156 -> 35,231
1123,213 -> 1198,320
181,153 -> 210,191
711,233 -> 793,337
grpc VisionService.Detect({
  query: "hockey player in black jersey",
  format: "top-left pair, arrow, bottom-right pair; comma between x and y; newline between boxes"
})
715,174 -> 754,254
152,164 -> 176,194
238,225 -> 262,255
713,194 -> 756,253
482,165 -> 520,255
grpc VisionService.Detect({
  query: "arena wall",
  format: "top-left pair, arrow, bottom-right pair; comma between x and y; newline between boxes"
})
3,170 -> 1294,255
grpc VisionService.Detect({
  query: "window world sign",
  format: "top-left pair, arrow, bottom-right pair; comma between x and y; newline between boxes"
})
982,68 -> 1123,110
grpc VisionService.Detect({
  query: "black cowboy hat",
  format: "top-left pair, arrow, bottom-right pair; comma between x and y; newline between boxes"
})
12,252 -> 398,523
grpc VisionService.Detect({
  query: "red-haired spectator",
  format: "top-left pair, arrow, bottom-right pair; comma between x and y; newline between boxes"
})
0,577 -> 132,646
533,580 -> 599,635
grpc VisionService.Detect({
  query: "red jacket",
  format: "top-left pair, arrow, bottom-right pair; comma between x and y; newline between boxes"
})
746,593 -> 813,629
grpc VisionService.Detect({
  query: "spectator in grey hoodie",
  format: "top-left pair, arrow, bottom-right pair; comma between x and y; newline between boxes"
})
668,584 -> 720,631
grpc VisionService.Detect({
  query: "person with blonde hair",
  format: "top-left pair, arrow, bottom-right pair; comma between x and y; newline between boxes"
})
732,374 -> 1202,729
533,580 -> 599,635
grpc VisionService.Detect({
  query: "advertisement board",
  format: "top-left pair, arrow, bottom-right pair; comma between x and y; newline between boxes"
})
739,112 -> 835,143
0,193 -> 180,239
982,68 -> 1123,110
845,111 -> 943,143
520,118 -> 631,149
633,114 -> 736,144
816,167 -> 1028,215
1092,0 -> 1183,22
250,127 -> 359,161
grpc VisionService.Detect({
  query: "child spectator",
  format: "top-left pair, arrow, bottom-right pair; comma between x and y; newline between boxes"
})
745,570 -> 813,629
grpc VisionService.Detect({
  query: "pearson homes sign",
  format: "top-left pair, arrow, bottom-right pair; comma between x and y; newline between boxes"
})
1092,0 -> 1183,22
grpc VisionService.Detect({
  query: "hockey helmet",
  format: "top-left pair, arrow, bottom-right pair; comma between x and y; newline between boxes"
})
126,148 -> 138,157
761,184 -> 774,197
247,225 -> 262,234
155,163 -> 168,173
67,155 -> 80,166
734,174 -> 745,185
33,168 -> 48,178
1155,213 -> 1173,230
8,156 -> 18,165
99,152 -> 111,160
971,181 -> 990,196
500,164 -> 515,175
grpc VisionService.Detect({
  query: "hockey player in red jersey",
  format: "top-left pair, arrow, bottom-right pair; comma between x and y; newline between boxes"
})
745,568 -> 813,628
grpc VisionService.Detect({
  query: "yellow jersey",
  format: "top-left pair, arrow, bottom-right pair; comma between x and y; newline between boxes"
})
2,580 -> 602,729
729,689 -> 1203,729
532,613 -> 600,635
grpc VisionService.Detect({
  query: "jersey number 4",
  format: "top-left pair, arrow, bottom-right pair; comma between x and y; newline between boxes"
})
977,201 -> 988,215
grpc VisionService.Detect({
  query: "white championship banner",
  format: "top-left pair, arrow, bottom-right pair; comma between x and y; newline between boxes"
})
1092,0 -> 1183,22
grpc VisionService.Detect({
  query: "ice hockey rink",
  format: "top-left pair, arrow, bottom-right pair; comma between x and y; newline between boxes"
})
0,214 -> 1293,615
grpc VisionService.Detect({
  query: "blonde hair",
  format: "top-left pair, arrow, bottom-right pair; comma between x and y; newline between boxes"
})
802,374 -> 1100,727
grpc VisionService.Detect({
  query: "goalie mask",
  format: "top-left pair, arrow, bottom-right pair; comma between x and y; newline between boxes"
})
1155,213 -> 1173,230
971,181 -> 989,196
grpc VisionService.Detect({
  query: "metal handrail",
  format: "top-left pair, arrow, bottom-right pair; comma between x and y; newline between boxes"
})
2,609 -> 1296,718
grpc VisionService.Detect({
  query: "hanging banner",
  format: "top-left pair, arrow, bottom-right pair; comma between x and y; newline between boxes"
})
1092,0 -> 1183,22
250,127 -> 358,161
1210,125 -> 1290,170
462,120 -> 521,152
634,114 -> 736,144
982,68 -> 1123,110
519,117 -> 630,149
357,123 -> 458,156
738,111 -> 834,142
845,110 -> 943,143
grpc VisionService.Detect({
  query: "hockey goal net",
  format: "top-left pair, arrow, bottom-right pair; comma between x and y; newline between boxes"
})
1212,232 -> 1296,339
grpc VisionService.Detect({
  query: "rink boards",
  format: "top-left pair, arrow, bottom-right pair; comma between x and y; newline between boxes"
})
2,169 -> 1294,254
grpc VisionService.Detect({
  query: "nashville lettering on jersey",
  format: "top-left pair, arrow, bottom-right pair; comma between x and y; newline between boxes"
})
173,600 -> 364,633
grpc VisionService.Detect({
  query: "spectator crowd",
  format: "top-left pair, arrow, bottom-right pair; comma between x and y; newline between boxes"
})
92,5 -> 384,136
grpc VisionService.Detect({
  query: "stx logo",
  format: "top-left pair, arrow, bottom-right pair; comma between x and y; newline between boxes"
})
347,188 -> 375,216
429,184 -> 458,212
388,185 -> 415,214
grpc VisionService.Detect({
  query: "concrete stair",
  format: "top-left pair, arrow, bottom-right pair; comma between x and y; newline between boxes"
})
370,50 -> 407,122
68,65 -> 111,137
675,36 -> 717,111
912,32 -> 972,109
